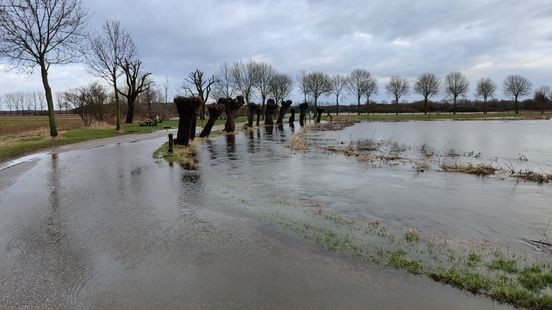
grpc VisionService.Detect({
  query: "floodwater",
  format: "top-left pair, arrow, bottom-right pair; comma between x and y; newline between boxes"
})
0,121 -> 536,309
308,120 -> 552,250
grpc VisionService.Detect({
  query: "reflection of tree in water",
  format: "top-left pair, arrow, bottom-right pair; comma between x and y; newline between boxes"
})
225,134 -> 237,160
247,130 -> 256,154
205,139 -> 218,161
265,125 -> 274,139
47,153 -> 64,246
180,171 -> 202,192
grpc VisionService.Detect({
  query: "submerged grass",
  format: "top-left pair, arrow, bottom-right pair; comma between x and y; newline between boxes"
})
153,140 -> 199,169
440,163 -> 497,175
258,197 -> 552,309
288,131 -> 310,151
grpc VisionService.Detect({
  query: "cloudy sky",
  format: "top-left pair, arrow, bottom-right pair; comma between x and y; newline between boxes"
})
1,0 -> 551,107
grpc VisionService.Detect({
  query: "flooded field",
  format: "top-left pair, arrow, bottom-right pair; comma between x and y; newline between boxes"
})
2,120 -> 551,308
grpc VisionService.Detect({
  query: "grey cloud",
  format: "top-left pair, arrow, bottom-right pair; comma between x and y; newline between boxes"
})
1,0 -> 551,105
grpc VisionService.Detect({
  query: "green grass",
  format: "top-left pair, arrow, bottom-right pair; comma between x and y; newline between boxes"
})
404,229 -> 420,243
0,116 -> 249,163
488,258 -> 518,273
265,205 -> 552,309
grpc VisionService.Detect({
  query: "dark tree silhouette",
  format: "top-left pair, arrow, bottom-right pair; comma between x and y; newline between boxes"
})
299,102 -> 309,126
534,86 -> 551,115
118,58 -> 151,123
503,75 -> 532,114
386,76 -> 409,115
277,100 -> 293,126
265,99 -> 278,126
414,73 -> 440,115
184,69 -> 216,120
316,108 -> 324,124
199,101 -> 225,138
247,102 -> 259,127
331,74 -> 348,115
174,96 -> 202,146
254,104 -> 262,126
289,107 -> 296,126
475,78 -> 496,114
224,96 -> 244,133
444,72 -> 469,115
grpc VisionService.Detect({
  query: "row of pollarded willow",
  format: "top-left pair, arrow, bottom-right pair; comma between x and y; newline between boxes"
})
174,95 -> 298,146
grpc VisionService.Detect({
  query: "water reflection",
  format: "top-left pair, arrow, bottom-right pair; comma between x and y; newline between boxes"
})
247,130 -> 255,154
225,134 -> 237,160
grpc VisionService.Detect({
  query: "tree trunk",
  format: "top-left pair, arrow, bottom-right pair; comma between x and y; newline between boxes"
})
125,98 -> 135,123
200,96 -> 206,120
40,62 -> 58,137
261,95 -> 266,121
483,97 -> 487,115
277,100 -> 292,126
424,97 -> 428,115
224,97 -> 244,133
357,95 -> 361,115
113,74 -> 121,131
190,111 -> 197,140
174,97 -> 201,146
289,108 -> 295,126
199,103 -> 224,138
395,96 -> 399,116
265,99 -> 277,126
336,95 -> 340,115
514,95 -> 519,114
299,103 -> 308,126
256,107 -> 261,126
316,108 -> 324,124
247,103 -> 256,127
453,97 -> 457,115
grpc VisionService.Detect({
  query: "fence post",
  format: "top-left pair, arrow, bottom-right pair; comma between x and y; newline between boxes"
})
168,134 -> 174,153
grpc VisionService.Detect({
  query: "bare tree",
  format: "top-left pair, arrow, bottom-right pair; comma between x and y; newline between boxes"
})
213,62 -> 234,99
269,73 -> 293,105
231,60 -> 259,104
87,20 -> 135,131
534,86 -> 551,115
475,78 -> 496,114
386,76 -> 409,115
9,92 -> 25,115
297,71 -> 309,103
4,93 -> 14,115
254,62 -> 274,110
364,77 -> 378,114
0,0 -> 90,136
503,75 -> 532,114
444,72 -> 469,115
118,58 -> 152,123
304,71 -> 332,109
331,74 -> 348,115
414,73 -> 440,115
56,92 -> 65,115
348,69 -> 372,115
184,69 -> 216,119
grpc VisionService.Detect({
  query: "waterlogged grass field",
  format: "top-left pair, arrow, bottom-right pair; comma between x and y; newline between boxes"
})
237,192 -> 552,309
